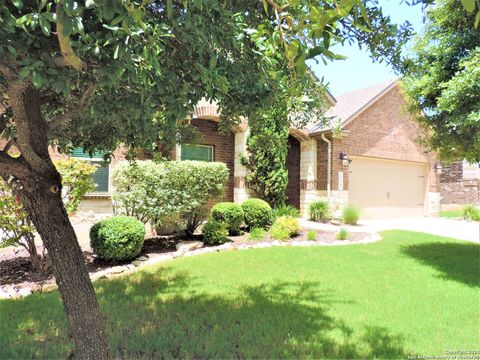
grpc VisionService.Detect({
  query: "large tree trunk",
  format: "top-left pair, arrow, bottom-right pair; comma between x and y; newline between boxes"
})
5,82 -> 109,359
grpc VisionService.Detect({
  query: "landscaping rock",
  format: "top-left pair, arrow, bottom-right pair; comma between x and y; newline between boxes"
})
176,241 -> 204,252
132,260 -> 144,267
147,254 -> 174,265
16,287 -> 32,297
0,289 -> 11,299
330,219 -> 342,226
110,266 -> 128,274
31,284 -> 42,293
42,283 -> 58,293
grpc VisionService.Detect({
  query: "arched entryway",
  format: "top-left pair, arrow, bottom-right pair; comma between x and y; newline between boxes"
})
285,135 -> 300,209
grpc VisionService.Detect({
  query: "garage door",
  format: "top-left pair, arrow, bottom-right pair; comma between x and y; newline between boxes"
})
349,157 -> 427,219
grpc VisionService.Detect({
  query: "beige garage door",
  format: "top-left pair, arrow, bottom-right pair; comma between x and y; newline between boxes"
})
349,157 -> 427,219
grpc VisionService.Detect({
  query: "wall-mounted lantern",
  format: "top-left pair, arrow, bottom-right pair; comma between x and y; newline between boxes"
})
434,162 -> 443,175
339,152 -> 352,166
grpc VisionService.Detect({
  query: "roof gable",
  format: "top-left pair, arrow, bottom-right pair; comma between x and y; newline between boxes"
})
309,79 -> 398,134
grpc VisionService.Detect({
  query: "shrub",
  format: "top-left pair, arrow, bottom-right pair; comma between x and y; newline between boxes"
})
55,158 -> 97,213
343,206 -> 360,225
270,216 -> 300,241
185,207 -> 209,237
307,230 -> 317,241
0,159 -> 97,272
202,219 -> 229,245
0,180 -> 46,272
90,216 -> 145,262
309,200 -> 331,223
336,228 -> 349,240
463,204 -> 480,221
113,160 -> 228,228
241,198 -> 273,229
248,227 -> 266,241
211,202 -> 244,235
273,204 -> 300,219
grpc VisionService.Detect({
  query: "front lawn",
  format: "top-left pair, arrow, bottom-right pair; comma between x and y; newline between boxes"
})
1,231 -> 479,359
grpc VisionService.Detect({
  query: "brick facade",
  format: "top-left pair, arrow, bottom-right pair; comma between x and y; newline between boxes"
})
315,86 -> 439,194
285,135 -> 300,208
188,118 -> 235,202
440,162 -> 479,205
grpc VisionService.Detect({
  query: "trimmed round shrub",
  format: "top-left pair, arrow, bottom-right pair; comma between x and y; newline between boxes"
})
202,219 -> 229,245
309,199 -> 331,223
343,206 -> 360,225
211,202 -> 244,235
90,216 -> 145,262
241,198 -> 273,229
270,216 -> 300,241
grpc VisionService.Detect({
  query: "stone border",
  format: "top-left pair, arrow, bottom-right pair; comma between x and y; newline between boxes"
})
1,232 -> 381,298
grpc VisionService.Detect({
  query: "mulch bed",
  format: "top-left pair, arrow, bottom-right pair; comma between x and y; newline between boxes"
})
0,229 -> 371,298
228,229 -> 368,245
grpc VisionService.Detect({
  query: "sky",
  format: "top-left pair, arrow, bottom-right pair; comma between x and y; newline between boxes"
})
310,1 -> 426,97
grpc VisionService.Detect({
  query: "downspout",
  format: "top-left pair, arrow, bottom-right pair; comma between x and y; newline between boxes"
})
321,133 -> 331,198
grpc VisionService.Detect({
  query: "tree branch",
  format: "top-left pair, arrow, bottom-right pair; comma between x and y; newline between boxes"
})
264,0 -> 289,12
49,83 -> 97,131
0,151 -> 31,179
2,139 -> 16,153
56,5 -> 84,71
0,62 -> 17,82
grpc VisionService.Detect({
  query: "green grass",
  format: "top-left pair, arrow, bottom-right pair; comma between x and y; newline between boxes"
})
440,210 -> 463,218
1,231 -> 479,359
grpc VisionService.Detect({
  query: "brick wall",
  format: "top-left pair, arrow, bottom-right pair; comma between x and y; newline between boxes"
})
316,85 -> 438,193
190,118 -> 235,202
285,135 -> 300,208
440,162 -> 479,205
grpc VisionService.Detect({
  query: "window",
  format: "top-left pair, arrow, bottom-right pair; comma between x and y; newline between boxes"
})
71,148 -> 110,193
463,161 -> 480,180
180,144 -> 214,162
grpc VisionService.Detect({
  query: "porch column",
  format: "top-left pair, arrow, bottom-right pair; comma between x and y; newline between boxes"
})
234,128 -> 251,203
300,139 -> 318,217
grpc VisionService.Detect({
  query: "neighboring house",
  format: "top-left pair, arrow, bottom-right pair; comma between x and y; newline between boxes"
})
440,161 -> 479,206
0,79 -> 445,219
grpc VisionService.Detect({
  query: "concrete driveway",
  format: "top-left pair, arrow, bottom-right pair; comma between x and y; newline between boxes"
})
300,217 -> 480,242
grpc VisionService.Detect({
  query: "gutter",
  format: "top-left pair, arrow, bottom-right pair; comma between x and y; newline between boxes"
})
321,133 -> 331,198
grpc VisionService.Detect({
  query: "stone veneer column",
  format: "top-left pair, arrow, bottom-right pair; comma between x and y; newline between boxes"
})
234,129 -> 251,203
299,139 -> 318,217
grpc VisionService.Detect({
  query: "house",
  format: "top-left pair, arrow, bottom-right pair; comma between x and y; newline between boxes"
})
76,79 -> 439,219
1,79 -> 443,219
80,79 -> 442,218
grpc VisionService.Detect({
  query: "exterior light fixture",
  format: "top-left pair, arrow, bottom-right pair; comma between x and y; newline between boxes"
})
339,152 -> 352,166
434,162 -> 443,175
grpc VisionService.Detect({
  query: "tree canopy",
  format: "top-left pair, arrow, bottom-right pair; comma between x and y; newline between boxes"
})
402,0 -> 480,163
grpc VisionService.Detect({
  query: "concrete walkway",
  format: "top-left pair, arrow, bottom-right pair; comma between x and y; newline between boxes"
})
299,217 -> 480,243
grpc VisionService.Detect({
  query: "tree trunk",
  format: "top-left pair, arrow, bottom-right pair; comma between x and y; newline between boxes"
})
18,180 -> 109,359
5,82 -> 109,359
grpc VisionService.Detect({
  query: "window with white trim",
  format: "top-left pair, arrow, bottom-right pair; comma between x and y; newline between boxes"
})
71,148 -> 110,193
463,161 -> 480,180
180,144 -> 214,162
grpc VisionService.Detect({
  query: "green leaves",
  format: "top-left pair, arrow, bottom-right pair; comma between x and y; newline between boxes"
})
11,0 -> 23,9
460,0 -> 476,12
402,0 -> 480,162
38,14 -> 50,36
167,0 -> 173,19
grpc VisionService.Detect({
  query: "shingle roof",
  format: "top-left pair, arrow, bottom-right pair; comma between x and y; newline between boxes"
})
308,79 -> 398,134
